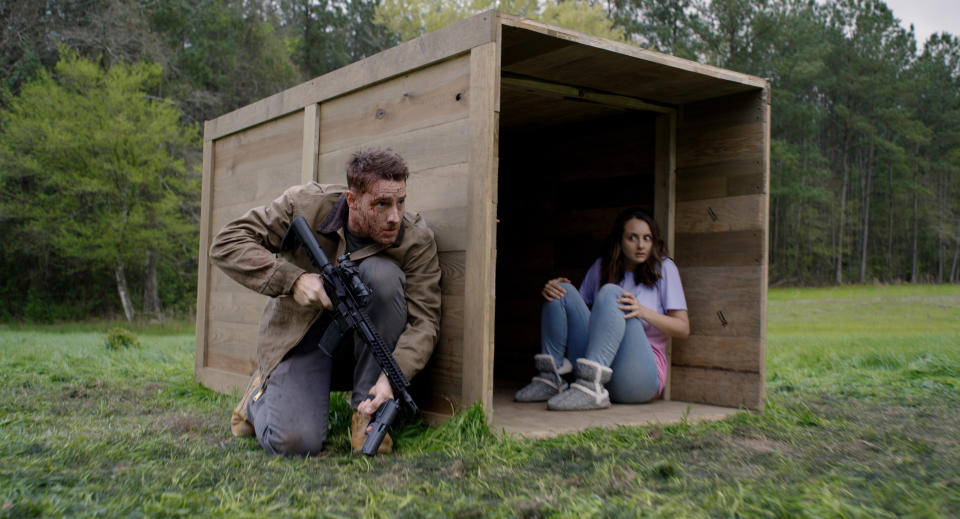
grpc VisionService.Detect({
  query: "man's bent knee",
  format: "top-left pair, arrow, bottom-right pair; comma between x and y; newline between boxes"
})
358,256 -> 405,299
259,425 -> 326,456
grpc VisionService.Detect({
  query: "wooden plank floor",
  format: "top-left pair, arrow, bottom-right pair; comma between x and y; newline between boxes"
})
490,387 -> 742,439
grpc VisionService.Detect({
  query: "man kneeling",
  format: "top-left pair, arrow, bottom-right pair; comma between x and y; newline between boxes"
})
210,148 -> 441,455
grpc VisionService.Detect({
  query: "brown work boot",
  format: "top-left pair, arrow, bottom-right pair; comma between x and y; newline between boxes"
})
350,411 -> 393,454
230,370 -> 261,437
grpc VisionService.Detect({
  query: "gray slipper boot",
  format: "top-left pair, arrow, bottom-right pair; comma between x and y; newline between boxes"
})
547,358 -> 613,410
514,354 -> 573,402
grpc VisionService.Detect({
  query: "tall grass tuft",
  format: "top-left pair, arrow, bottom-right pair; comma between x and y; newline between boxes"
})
402,401 -> 497,455
102,327 -> 141,350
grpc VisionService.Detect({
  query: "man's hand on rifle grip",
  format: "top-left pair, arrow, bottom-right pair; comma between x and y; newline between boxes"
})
291,273 -> 334,310
358,372 -> 394,426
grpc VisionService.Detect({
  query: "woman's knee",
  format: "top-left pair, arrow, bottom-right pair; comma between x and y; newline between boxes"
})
590,284 -> 624,314
607,337 -> 659,403
543,282 -> 578,310
597,283 -> 622,301
607,369 -> 659,403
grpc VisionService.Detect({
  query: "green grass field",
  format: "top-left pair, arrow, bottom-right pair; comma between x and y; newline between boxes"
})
1,285 -> 959,518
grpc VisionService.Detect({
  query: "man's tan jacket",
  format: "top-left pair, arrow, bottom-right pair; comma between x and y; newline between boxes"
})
209,182 -> 442,384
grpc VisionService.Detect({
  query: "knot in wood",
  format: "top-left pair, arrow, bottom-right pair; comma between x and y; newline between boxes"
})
375,108 -> 386,119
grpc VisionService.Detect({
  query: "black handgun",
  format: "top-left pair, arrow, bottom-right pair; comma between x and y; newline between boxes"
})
280,216 -> 417,455
361,396 -> 400,456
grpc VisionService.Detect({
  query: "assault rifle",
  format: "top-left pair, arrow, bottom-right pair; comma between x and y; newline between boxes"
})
280,215 -> 417,456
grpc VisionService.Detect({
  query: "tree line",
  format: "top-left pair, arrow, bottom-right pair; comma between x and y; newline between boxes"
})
1,0 -> 957,322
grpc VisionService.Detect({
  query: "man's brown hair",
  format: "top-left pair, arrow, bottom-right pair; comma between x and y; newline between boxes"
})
346,148 -> 409,193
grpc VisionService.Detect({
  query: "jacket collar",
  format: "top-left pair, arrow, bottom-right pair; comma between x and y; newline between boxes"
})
317,193 -> 405,251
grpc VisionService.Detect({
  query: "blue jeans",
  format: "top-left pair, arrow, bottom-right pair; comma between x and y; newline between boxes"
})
541,283 -> 660,403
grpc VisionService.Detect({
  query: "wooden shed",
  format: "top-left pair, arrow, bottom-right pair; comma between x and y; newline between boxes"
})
194,11 -> 769,433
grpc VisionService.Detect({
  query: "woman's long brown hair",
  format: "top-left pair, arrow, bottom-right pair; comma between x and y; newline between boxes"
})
600,208 -> 668,288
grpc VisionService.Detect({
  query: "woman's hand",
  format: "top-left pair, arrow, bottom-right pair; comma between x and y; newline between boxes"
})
618,291 -> 690,338
617,291 -> 650,320
542,277 -> 572,301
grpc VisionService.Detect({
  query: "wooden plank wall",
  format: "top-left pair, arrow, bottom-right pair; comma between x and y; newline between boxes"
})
313,54 -> 474,418
196,54 -> 474,417
671,89 -> 768,410
495,110 -> 658,385
195,111 -> 305,394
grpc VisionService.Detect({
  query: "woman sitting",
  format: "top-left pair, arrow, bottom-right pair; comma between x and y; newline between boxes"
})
515,208 -> 689,410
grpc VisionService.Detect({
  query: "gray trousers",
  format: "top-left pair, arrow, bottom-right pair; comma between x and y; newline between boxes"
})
246,256 -> 407,456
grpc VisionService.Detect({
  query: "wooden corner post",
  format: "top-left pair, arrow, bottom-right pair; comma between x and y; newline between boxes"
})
462,41 -> 500,416
301,103 -> 321,184
654,110 -> 677,400
194,136 -> 215,384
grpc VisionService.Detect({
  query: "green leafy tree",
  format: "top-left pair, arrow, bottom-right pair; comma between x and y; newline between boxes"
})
1,0 -> 166,106
0,50 -> 199,322
143,0 -> 300,124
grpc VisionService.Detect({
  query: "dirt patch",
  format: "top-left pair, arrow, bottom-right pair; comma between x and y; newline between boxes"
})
441,459 -> 465,480
734,437 -> 794,455
156,412 -> 225,441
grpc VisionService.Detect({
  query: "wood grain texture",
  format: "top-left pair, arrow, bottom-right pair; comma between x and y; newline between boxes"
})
206,320 -> 259,356
672,335 -> 763,372
301,103 -> 320,184
678,265 -> 764,338
680,89 -> 765,129
677,121 -> 763,171
654,112 -> 677,264
435,294 -> 465,369
406,163 -> 470,213
421,207 -> 468,253
318,55 -> 470,155
439,251 -> 466,296
501,74 -> 673,113
316,118 -> 470,185
461,42 -> 499,414
498,19 -> 766,104
676,194 -> 765,233
670,366 -> 764,410
669,87 -> 769,410
675,159 -> 765,202
195,139 -> 215,379
199,113 -> 303,383
675,230 -> 764,267
206,350 -> 258,376
207,290 -> 268,326
211,112 -> 303,211
758,86 -> 771,393
197,367 -> 251,396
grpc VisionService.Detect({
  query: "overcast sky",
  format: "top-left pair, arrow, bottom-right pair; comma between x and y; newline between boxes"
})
881,0 -> 960,46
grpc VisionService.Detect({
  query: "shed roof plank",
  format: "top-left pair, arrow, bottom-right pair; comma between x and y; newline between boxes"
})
500,13 -> 767,91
